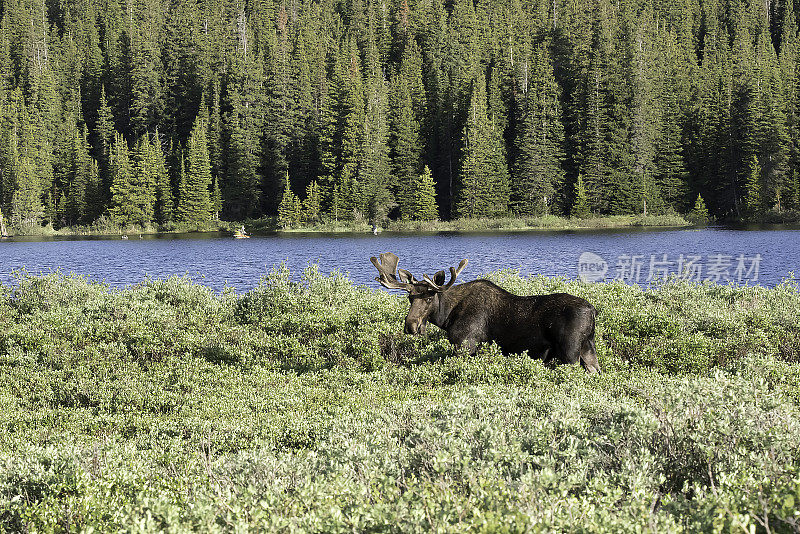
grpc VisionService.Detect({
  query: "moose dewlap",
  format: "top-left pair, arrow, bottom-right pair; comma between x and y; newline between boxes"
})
371,252 -> 600,373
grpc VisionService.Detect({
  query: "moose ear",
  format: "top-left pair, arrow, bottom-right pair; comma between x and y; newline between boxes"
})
433,270 -> 446,286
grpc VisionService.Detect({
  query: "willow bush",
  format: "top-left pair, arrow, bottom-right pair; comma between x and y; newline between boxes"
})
1,268 -> 799,532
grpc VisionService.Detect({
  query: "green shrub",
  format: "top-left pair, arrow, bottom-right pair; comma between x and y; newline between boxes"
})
1,269 -> 799,531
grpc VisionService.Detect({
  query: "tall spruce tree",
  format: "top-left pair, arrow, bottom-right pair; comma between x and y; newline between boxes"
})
456,72 -> 509,218
108,132 -> 138,226
178,113 -> 212,223
512,42 -> 566,216
411,165 -> 438,220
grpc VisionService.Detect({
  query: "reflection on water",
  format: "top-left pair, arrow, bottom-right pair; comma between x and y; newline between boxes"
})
0,226 -> 798,291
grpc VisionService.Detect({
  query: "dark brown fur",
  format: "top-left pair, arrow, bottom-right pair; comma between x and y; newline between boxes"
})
404,278 -> 600,373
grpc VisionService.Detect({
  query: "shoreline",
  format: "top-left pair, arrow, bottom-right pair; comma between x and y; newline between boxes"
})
12,213 -> 800,238
1,214 -> 691,238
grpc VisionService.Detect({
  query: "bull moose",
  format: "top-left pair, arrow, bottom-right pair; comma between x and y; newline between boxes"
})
371,252 -> 600,373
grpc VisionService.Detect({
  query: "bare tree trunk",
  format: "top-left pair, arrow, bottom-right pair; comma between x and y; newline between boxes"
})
0,208 -> 7,237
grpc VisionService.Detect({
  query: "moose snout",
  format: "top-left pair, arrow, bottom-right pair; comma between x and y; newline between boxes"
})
404,318 -> 426,335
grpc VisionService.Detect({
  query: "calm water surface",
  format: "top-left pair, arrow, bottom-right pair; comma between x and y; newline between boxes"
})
0,226 -> 798,291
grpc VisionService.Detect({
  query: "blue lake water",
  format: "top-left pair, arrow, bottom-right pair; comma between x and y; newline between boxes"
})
0,226 -> 798,291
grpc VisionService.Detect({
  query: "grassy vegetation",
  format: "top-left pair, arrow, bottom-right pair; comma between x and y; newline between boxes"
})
1,268 -> 799,532
385,214 -> 690,232
3,216 -> 235,238
238,213 -> 691,234
0,213 -> 694,237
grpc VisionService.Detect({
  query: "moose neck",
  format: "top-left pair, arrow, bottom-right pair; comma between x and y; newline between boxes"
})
429,289 -> 456,329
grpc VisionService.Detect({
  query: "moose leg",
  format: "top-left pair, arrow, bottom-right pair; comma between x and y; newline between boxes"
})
558,337 -> 583,367
541,346 -> 557,368
447,324 -> 484,356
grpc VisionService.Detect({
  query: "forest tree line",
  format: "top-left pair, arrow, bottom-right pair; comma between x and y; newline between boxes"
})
0,0 -> 799,229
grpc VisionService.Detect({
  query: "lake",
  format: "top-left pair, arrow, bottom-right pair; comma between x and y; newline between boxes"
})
0,226 -> 797,291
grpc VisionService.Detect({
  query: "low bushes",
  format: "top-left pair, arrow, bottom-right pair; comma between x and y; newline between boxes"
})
1,269 -> 799,531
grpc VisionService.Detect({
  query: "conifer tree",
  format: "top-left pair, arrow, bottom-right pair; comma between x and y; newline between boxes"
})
210,177 -> 222,220
390,68 -> 423,219
67,126 -> 93,224
131,136 -> 157,225
85,159 -> 102,222
512,42 -> 566,216
223,43 -> 265,219
108,132 -> 138,226
360,73 -> 393,223
130,33 -> 163,137
338,39 -> 366,216
95,86 -> 115,199
10,149 -> 43,227
277,178 -> 301,229
411,165 -> 438,220
688,194 -> 709,223
151,132 -> 172,224
178,113 -> 213,223
744,154 -> 763,216
456,72 -> 509,218
572,174 -> 591,218
302,180 -> 321,223
1,0 -> 800,228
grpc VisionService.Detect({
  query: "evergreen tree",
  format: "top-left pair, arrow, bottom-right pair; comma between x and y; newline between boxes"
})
131,136 -> 157,225
744,154 -> 763,216
222,41 -> 265,220
302,180 -> 321,223
178,113 -> 213,223
1,0 -> 799,229
389,67 -> 423,219
95,85 -> 115,201
151,132 -> 172,224
359,72 -> 393,223
572,174 -> 591,218
338,39 -> 366,216
67,126 -> 93,225
108,132 -> 138,226
456,72 -> 509,218
512,42 -> 566,216
277,178 -> 301,228
210,177 -> 222,220
688,194 -> 709,223
411,165 -> 438,220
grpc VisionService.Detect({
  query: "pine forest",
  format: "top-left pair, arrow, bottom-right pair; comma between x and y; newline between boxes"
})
0,0 -> 799,230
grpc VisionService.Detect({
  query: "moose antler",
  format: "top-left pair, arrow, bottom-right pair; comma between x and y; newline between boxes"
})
371,252 -> 416,291
422,259 -> 468,291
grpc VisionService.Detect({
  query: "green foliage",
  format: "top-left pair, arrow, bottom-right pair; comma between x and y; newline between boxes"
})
745,155 -> 763,217
410,165 -> 439,220
688,194 -> 710,224
571,174 -> 591,218
152,132 -> 173,224
0,270 -> 799,531
456,73 -> 510,218
301,180 -> 321,224
178,114 -> 212,224
108,132 -> 151,227
2,0 -> 800,230
277,178 -> 302,229
512,42 -> 566,216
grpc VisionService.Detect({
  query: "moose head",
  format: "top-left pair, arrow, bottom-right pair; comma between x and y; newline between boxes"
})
370,252 -> 467,335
